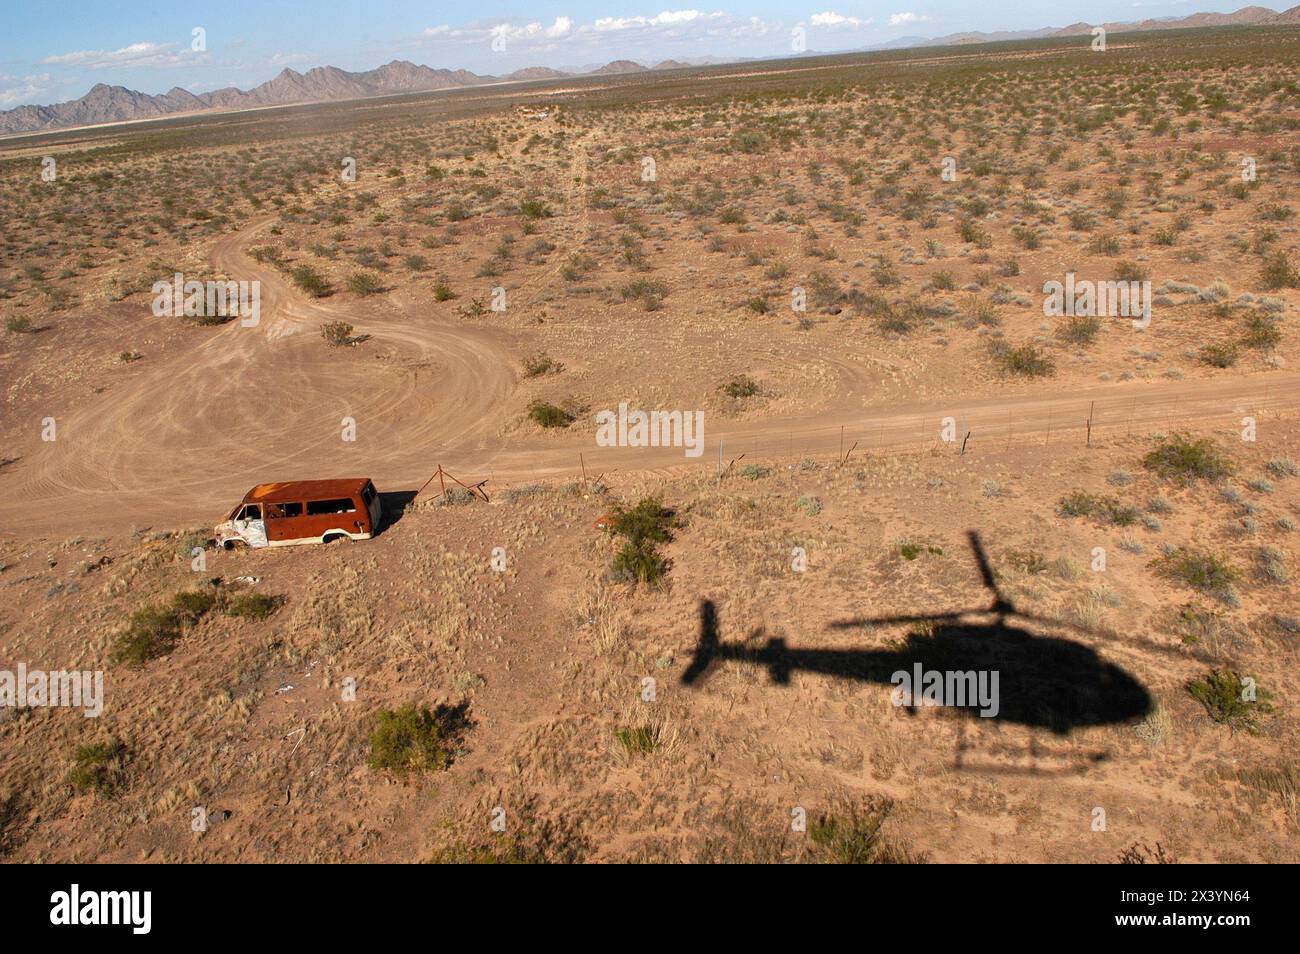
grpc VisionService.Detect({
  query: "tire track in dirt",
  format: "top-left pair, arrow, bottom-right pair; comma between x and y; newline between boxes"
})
2,218 -> 1299,538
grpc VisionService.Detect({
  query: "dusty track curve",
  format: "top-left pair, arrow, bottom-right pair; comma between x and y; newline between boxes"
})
3,219 -> 1299,539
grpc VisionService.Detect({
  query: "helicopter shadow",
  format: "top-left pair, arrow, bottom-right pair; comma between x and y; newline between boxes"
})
682,531 -> 1153,736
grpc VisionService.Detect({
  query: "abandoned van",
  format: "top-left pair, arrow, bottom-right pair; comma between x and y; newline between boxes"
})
215,478 -> 381,549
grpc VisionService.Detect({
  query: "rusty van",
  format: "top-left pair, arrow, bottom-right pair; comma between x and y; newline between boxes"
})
215,478 -> 382,549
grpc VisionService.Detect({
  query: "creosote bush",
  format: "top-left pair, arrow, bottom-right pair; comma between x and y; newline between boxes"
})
989,340 -> 1054,377
721,374 -> 760,398
368,702 -> 471,774
1186,670 -> 1271,732
1152,547 -> 1239,599
109,587 -> 281,665
290,264 -> 331,297
1143,434 -> 1233,482
609,497 -> 678,587
68,739 -> 126,796
527,400 -> 575,428
321,320 -> 354,346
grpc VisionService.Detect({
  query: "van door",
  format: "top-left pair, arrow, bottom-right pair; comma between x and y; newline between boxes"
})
233,504 -> 268,547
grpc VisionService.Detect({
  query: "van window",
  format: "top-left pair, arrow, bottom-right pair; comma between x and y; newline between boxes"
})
239,504 -> 262,521
266,502 -> 303,518
306,498 -> 356,516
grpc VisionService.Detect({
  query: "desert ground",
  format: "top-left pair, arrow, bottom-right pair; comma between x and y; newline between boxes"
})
1,27 -> 1298,862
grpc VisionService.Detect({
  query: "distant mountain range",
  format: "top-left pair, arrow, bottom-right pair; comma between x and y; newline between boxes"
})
3,5 -> 1298,137
844,4 -> 1293,51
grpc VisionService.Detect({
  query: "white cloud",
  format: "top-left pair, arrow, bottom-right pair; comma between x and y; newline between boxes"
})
416,11 -> 780,60
42,41 -> 207,70
810,12 -> 874,28
888,12 -> 931,27
592,11 -> 721,32
269,52 -> 313,67
427,16 -> 577,43
0,72 -> 55,108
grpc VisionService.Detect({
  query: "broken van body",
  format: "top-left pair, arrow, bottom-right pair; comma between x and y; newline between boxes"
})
215,478 -> 381,549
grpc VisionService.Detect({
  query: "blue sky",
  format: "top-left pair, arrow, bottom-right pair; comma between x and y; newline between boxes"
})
0,1 -> 1257,108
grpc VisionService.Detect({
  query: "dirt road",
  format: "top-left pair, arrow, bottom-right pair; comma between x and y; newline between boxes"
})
2,221 -> 1297,538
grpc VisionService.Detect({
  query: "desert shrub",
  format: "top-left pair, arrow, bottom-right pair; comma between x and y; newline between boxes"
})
721,374 -> 760,398
457,297 -> 488,319
1057,314 -> 1101,346
1199,342 -> 1238,368
1057,491 -> 1139,526
321,321 -> 355,346
1117,842 -> 1175,864
432,278 -> 456,301
172,589 -> 217,618
368,702 -> 470,774
614,725 -> 657,756
797,495 -> 822,516
1187,670 -> 1270,732
4,315 -> 33,333
1256,546 -> 1287,583
522,352 -> 563,377
1241,314 -> 1281,351
1152,547 -> 1239,595
345,271 -> 383,295
290,264 -> 331,297
898,540 -> 943,561
428,813 -> 589,863
619,279 -> 667,311
611,541 -> 670,586
1260,250 -> 1299,290
989,340 -> 1054,377
1089,234 -> 1122,256
610,498 -> 677,546
109,589 -> 216,666
68,739 -> 126,796
1115,261 -> 1148,283
609,498 -> 678,587
807,797 -> 921,864
226,593 -> 281,619
1265,457 -> 1298,478
1143,434 -> 1233,482
967,297 -> 1002,328
527,401 -> 574,428
519,197 -> 549,219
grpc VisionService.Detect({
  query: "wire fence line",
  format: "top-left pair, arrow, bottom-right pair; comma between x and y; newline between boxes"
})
485,389 -> 1291,492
